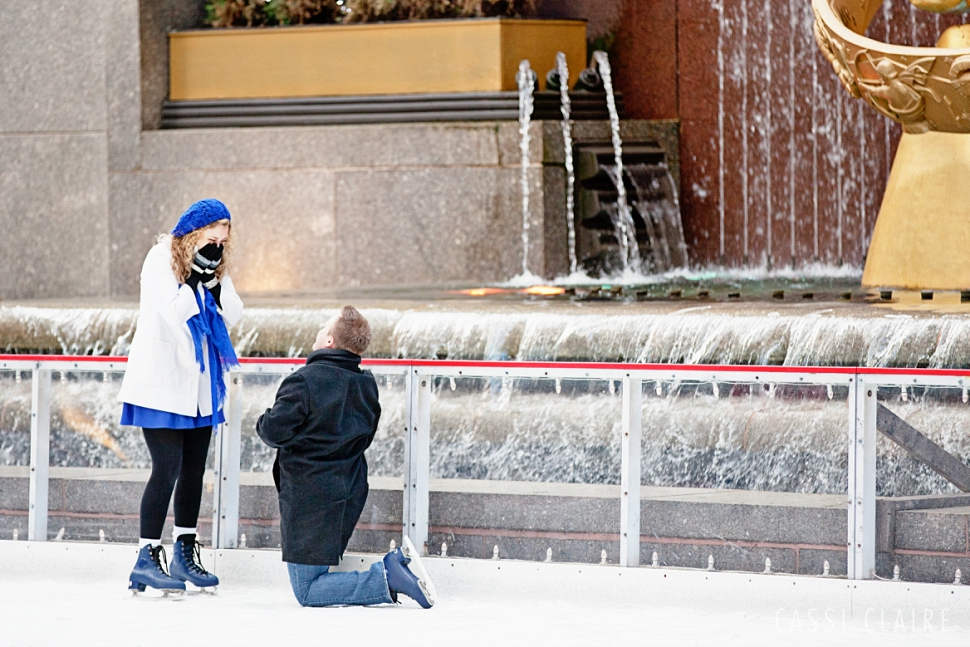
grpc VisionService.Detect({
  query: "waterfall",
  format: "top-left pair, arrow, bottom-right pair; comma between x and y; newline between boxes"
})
626,162 -> 690,271
593,51 -> 641,274
516,60 -> 536,277
8,303 -> 970,369
659,164 -> 690,268
4,357 -> 969,497
555,52 -> 578,276
627,164 -> 669,271
5,302 -> 970,494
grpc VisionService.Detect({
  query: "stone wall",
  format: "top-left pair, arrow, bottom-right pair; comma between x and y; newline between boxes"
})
0,0 -> 114,300
108,119 -> 674,298
113,122 -> 537,297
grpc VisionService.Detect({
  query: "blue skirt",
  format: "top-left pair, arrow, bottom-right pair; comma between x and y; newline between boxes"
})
121,403 -> 225,430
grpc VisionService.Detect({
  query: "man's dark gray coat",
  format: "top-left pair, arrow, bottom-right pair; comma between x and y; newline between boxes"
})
256,348 -> 381,565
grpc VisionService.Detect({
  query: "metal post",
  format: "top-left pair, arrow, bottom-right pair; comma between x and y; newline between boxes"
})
213,373 -> 242,549
620,377 -> 642,567
28,368 -> 51,541
402,369 -> 431,555
847,375 -> 877,579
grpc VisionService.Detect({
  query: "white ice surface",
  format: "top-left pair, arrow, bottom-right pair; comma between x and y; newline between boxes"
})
2,541 -> 968,647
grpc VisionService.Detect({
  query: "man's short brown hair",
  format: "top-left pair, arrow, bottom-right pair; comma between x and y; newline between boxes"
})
331,306 -> 371,355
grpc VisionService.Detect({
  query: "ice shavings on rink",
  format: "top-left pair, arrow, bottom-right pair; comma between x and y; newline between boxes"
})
2,542 -> 968,647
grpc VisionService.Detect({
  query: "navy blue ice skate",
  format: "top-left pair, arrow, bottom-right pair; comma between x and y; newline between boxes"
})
383,541 -> 434,609
169,536 -> 219,592
128,544 -> 185,597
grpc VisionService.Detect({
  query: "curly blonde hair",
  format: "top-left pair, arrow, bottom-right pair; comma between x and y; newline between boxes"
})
167,219 -> 234,284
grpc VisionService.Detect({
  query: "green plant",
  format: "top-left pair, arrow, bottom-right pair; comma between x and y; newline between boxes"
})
205,0 -> 532,26
343,0 -> 535,22
460,0 -> 535,18
205,0 -> 341,27
343,0 -> 458,21
277,0 -> 342,24
206,0 -> 276,27
588,32 -> 615,60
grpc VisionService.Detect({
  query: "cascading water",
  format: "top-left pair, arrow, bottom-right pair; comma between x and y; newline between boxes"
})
8,304 -> 970,369
555,52 -> 579,276
5,302 -> 970,495
3,369 -> 967,498
516,60 -> 536,277
592,50 -> 640,274
626,162 -> 690,271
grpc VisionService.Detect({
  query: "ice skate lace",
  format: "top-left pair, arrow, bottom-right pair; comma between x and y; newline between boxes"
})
151,545 -> 171,576
184,541 -> 211,576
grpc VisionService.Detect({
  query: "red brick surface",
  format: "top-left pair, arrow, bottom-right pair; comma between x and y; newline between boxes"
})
611,0 -> 679,120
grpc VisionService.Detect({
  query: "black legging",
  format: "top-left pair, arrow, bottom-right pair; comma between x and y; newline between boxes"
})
139,427 -> 213,540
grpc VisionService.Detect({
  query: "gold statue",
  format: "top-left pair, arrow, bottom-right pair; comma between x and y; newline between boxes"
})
814,0 -> 970,290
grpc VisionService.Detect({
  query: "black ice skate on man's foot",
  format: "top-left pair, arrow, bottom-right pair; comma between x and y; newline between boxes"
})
129,545 -> 186,598
383,536 -> 436,609
169,536 -> 219,594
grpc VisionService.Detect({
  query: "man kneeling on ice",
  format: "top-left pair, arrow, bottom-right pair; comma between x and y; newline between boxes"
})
257,306 -> 434,608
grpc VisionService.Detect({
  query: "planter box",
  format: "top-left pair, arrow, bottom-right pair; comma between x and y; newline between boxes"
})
169,18 -> 587,101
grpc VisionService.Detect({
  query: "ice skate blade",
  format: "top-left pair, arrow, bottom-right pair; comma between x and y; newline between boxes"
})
401,536 -> 438,605
129,588 -> 186,601
184,583 -> 218,596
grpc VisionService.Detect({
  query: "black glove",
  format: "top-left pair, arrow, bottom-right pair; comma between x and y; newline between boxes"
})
198,243 -> 223,263
185,267 -> 204,291
208,282 -> 223,310
192,244 -> 223,291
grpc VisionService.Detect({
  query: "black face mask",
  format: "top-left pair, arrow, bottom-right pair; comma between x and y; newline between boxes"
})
198,243 -> 224,262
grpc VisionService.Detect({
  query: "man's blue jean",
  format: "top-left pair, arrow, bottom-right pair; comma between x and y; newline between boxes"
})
287,560 -> 394,607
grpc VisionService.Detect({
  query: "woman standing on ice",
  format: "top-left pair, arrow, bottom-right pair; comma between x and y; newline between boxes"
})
118,199 -> 244,596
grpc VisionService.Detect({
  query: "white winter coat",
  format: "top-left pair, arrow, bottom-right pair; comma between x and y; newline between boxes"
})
118,236 -> 244,417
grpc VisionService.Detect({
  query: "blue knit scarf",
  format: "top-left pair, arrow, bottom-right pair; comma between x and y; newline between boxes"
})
186,287 -> 239,415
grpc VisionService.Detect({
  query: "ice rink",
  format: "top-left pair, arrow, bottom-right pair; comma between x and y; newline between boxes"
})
2,540 -> 969,646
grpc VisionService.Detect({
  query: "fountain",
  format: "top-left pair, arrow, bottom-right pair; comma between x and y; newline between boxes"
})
554,52 -> 579,276
0,19 -> 967,586
536,51 -> 689,279
626,161 -> 689,271
592,51 -> 641,275
573,139 -> 689,277
814,0 -> 970,290
3,356 -> 970,498
516,60 -> 537,279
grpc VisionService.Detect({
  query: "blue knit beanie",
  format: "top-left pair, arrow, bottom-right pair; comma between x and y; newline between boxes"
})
171,199 -> 231,238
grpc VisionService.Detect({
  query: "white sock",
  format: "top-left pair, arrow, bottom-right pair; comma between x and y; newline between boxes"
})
173,526 -> 197,544
139,538 -> 161,549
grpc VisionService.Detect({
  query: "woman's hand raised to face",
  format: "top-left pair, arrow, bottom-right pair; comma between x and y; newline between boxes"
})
198,243 -> 223,264
195,243 -> 224,307
193,243 -> 223,291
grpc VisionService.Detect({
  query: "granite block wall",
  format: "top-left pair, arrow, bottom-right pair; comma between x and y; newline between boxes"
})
0,0 -> 111,301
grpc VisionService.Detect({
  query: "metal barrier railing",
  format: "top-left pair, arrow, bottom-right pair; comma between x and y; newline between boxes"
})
2,354 -> 969,580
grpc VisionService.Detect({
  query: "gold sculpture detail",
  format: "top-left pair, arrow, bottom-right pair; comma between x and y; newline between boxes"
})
814,0 -> 970,134
814,14 -> 861,98
857,57 -> 937,133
